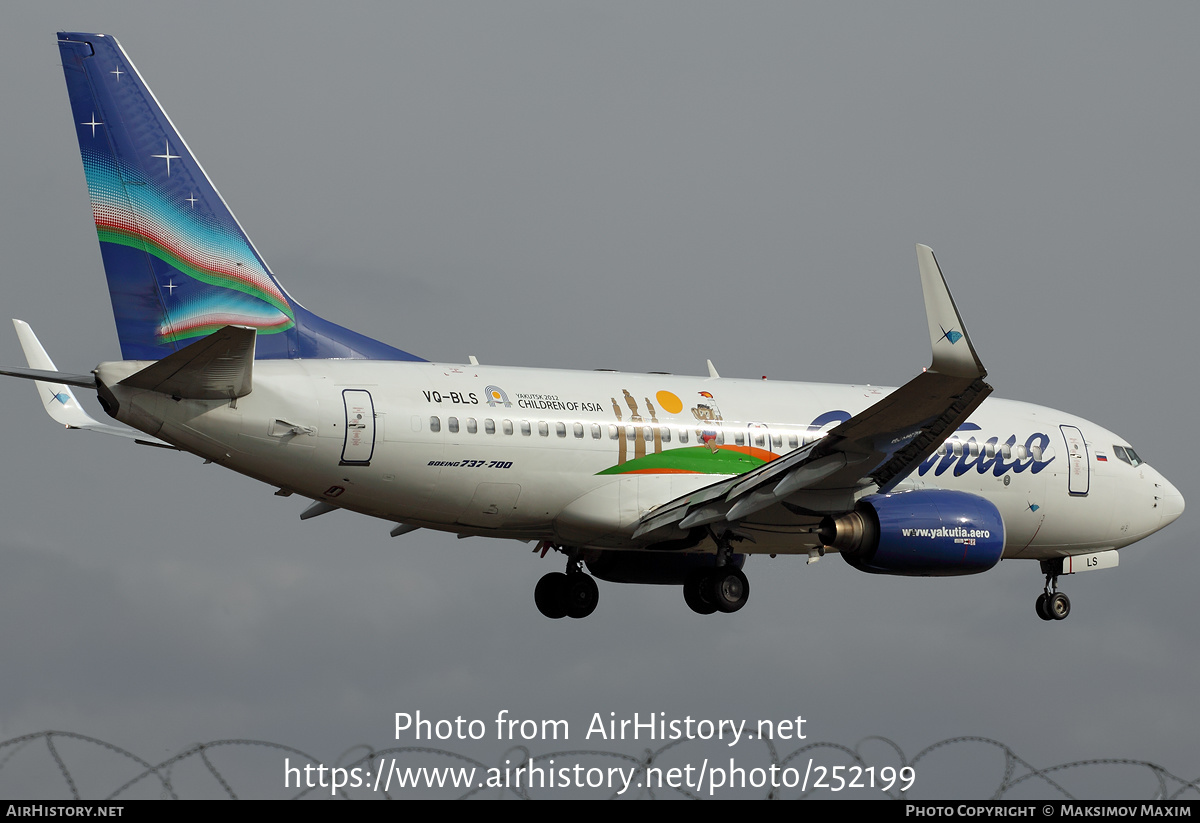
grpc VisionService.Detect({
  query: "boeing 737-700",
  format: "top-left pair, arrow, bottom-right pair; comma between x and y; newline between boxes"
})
0,32 -> 1184,621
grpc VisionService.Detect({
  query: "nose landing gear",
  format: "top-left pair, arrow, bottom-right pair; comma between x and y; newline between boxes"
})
1035,562 -> 1071,621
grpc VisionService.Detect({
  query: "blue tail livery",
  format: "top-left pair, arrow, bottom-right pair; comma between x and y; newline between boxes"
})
56,32 -> 422,362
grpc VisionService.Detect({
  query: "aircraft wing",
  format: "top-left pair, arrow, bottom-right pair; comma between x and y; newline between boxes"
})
634,245 -> 992,540
4,319 -> 175,447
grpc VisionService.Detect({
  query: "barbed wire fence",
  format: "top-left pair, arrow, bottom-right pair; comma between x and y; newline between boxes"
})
1,730 -> 1198,800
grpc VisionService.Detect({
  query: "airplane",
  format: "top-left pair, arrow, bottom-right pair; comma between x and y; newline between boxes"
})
0,32 -> 1184,622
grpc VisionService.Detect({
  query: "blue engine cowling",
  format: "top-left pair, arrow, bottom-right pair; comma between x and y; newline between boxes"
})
818,489 -> 1005,576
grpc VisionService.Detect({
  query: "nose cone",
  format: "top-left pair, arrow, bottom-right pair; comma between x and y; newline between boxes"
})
1158,474 -> 1186,528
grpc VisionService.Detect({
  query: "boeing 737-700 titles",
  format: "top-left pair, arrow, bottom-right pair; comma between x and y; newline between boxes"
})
0,32 -> 1184,621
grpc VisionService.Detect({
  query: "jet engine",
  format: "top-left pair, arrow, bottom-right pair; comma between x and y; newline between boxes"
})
818,489 -> 1005,576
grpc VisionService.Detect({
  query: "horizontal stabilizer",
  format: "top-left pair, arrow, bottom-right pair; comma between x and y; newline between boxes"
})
119,325 -> 255,399
0,365 -> 96,388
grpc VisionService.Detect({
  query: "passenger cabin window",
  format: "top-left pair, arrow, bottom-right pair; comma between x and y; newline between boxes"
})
448,417 -> 459,434
609,425 -> 619,440
485,419 -> 496,435
538,421 -> 549,437
679,429 -> 689,444
734,432 -> 745,446
591,424 -> 602,439
985,443 -> 996,458
556,422 -> 567,438
503,419 -> 514,435
787,435 -> 798,449
430,416 -> 441,432
466,418 -> 477,434
573,423 -> 584,438
662,428 -> 671,443
520,421 -> 531,436
772,434 -> 782,449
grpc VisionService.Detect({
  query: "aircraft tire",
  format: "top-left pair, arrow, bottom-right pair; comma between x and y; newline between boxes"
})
683,570 -> 718,615
1035,593 -> 1053,621
710,569 -> 750,614
535,572 -> 569,619
564,573 -> 599,619
1048,592 -> 1071,621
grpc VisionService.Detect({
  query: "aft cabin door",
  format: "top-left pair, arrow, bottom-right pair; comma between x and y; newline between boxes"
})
341,389 -> 376,466
1060,424 -> 1089,496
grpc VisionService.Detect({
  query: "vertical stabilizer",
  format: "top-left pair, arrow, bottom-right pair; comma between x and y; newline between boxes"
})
56,32 -> 422,362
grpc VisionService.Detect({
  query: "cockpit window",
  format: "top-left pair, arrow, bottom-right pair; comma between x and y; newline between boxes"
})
1113,445 -> 1143,467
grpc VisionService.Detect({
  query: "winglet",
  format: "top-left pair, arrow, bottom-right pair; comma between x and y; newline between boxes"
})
11,319 -> 100,428
917,245 -> 985,379
8,319 -> 103,431
8,319 -> 172,445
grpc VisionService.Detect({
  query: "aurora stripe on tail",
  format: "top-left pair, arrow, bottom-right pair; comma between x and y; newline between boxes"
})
57,32 -> 422,362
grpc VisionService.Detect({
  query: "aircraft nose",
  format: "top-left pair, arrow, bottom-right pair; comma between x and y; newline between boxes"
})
1157,475 -> 1185,527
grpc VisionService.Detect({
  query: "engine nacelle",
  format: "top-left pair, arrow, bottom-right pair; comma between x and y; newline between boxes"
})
819,490 -> 1005,576
584,551 -> 746,585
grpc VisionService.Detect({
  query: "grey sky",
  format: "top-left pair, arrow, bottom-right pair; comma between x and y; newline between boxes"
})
0,2 -> 1196,799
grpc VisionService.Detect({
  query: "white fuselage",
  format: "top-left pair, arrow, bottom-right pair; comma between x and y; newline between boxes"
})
97,359 -> 1184,561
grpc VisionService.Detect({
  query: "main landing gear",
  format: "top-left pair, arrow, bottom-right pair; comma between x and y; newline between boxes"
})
534,545 -> 599,620
1035,561 -> 1071,621
683,567 -> 749,614
683,531 -> 750,615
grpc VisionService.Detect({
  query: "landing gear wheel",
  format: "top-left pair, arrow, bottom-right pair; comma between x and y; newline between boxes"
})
1035,593 -> 1053,621
1047,591 -> 1071,621
564,573 -> 599,619
683,570 -> 718,615
534,572 -> 569,619
709,568 -> 750,614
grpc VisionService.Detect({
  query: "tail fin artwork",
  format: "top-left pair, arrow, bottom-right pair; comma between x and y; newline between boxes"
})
57,32 -> 422,362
